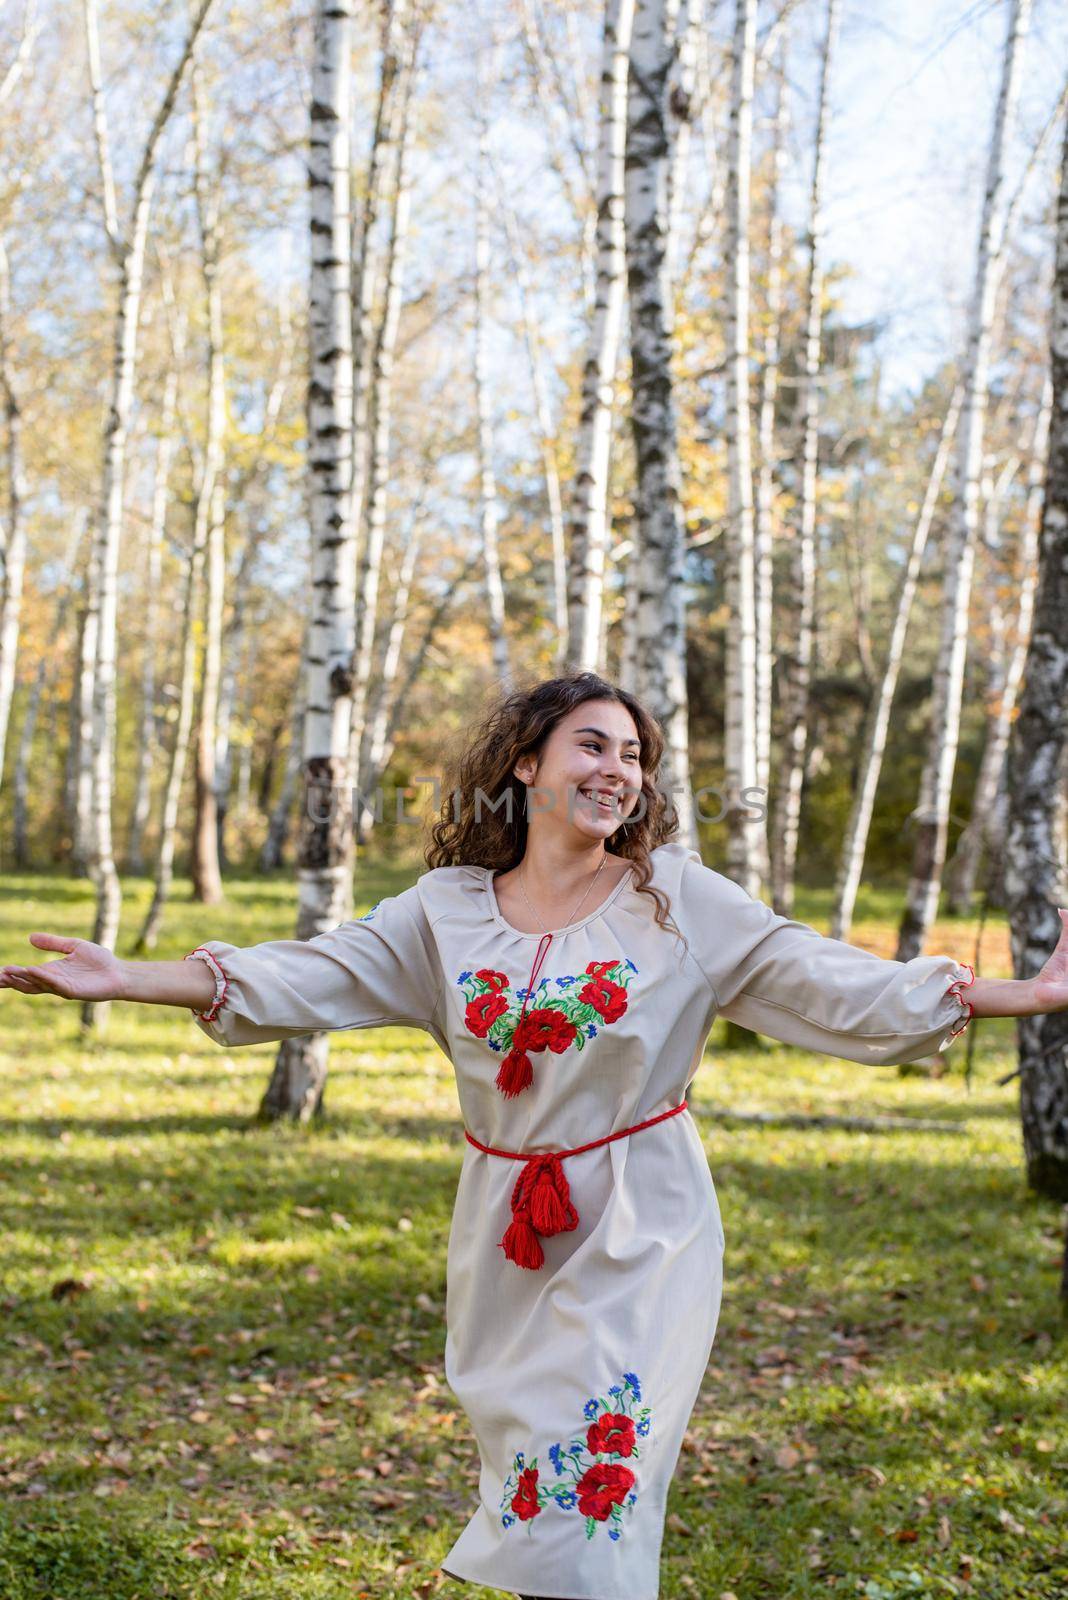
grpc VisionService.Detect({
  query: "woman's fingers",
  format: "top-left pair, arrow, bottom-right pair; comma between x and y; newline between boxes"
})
27,932 -> 78,954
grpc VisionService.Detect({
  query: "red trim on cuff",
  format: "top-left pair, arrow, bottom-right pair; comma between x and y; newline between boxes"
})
944,961 -> 975,1042
184,946 -> 229,1024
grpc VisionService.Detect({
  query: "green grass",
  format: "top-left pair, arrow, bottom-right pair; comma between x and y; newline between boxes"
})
0,868 -> 1065,1599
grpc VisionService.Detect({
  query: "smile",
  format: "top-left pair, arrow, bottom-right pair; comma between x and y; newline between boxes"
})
580,788 -> 619,810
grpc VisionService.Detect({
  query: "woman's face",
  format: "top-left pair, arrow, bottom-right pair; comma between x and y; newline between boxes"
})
513,700 -> 645,844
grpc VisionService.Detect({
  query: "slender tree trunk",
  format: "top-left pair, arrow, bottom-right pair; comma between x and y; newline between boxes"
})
350,0 -> 409,551
79,0 -> 215,1032
625,0 -> 694,842
261,619 -> 310,872
355,511 -> 424,841
191,65 -> 227,905
722,0 -> 763,893
133,535 -> 204,952
665,0 -> 699,287
126,368 -> 177,875
0,240 -> 27,797
771,0 -> 839,917
896,0 -> 1032,961
753,36 -> 788,831
347,36 -> 417,823
501,206 -> 568,671
260,0 -> 356,1122
1005,115 -> 1068,1215
566,0 -> 634,674
948,375 -> 1053,914
13,514 -> 86,867
830,385 -> 964,940
474,112 -> 511,689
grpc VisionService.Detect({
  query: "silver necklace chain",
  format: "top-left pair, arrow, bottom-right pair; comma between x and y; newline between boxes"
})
518,851 -> 609,935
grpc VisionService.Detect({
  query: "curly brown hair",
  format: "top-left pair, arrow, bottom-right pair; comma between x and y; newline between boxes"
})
425,670 -> 683,935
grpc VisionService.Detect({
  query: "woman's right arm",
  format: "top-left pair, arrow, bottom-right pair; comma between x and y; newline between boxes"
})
0,932 -> 216,1011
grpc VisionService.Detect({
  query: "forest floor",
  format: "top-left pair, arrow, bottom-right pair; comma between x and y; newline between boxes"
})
0,866 -> 1065,1600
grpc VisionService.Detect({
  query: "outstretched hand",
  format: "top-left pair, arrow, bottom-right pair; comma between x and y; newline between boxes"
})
0,934 -> 126,1002
1030,909 -> 1068,1015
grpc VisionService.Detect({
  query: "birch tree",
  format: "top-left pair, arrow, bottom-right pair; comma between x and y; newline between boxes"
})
753,36 -> 788,837
896,0 -> 1032,962
347,34 -> 418,817
565,0 -> 634,675
260,0 -> 355,1121
947,375 -> 1052,914
829,385 -> 964,940
501,203 -> 568,669
79,0 -> 215,1032
474,106 -> 510,689
770,0 -> 839,917
722,0 -> 763,892
190,61 -> 227,905
126,367 -> 177,875
0,241 -> 27,793
625,0 -> 694,842
1005,113 -> 1068,1222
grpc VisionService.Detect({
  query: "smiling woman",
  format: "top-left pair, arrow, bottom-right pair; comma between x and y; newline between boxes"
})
2,669 -> 1066,1600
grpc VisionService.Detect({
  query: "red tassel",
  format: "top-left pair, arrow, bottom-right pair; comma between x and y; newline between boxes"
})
530,1178 -> 568,1234
495,1048 -> 534,1098
501,1215 -> 544,1269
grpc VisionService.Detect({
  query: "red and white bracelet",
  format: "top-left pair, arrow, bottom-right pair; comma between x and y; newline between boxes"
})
945,961 -> 976,1042
184,946 -> 229,1023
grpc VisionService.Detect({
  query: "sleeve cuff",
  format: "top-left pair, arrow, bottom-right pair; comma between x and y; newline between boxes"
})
944,961 -> 976,1042
184,946 -> 229,1024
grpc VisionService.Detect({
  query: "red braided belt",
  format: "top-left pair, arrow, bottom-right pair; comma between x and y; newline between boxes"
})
464,1099 -> 689,1272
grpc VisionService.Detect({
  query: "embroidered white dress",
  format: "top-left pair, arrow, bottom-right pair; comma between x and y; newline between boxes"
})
186,841 -> 974,1600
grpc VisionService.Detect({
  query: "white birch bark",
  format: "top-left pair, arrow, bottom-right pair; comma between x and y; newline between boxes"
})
722,0 -> 763,892
565,0 -> 635,674
260,0 -> 355,1121
665,0 -> 699,288
13,512 -> 86,866
896,0 -> 1032,961
0,239 -> 27,794
501,204 -> 568,671
948,376 -> 1052,914
350,0 -> 409,552
474,115 -> 511,690
133,527 -> 204,952
347,45 -> 416,820
79,0 -> 215,1031
829,384 -> 964,941
355,510 -> 425,840
770,0 -> 839,917
190,63 -> 226,906
261,616 -> 310,873
625,0 -> 694,841
1005,113 -> 1068,1212
126,367 -> 177,875
753,36 -> 788,832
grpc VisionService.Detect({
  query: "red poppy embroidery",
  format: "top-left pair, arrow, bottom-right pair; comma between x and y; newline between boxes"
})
498,1371 -> 650,1541
456,957 -> 637,1099
586,1412 -> 636,1459
576,1461 -> 636,1520
510,1465 -> 541,1522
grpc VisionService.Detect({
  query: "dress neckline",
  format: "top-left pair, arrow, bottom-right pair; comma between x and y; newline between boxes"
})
482,860 -> 636,938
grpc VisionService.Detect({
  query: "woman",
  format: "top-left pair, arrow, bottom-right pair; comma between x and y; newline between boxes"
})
4,670 -> 1067,1600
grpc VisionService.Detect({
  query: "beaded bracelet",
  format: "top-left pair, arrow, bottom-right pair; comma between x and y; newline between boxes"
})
944,961 -> 976,1042
183,946 -> 229,1024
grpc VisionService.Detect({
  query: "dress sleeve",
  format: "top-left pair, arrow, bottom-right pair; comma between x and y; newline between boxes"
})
679,853 -> 975,1064
183,883 -> 443,1049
